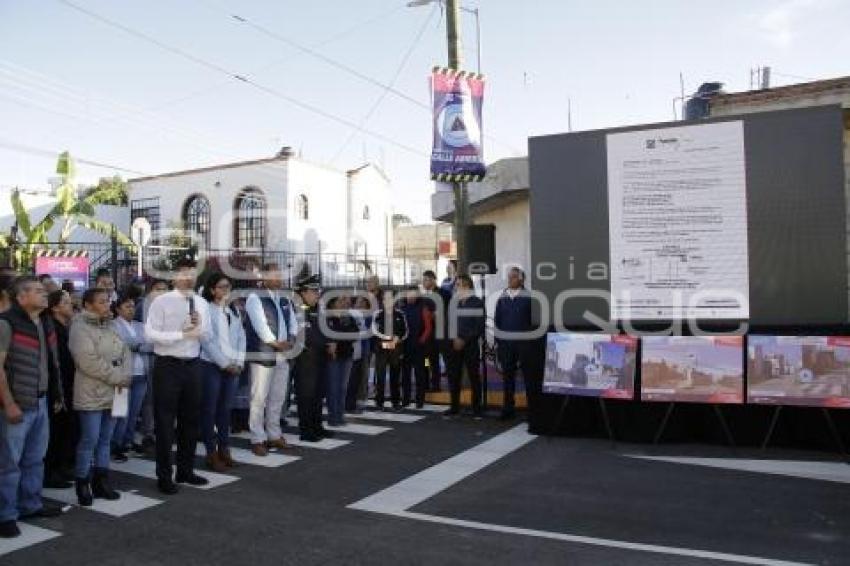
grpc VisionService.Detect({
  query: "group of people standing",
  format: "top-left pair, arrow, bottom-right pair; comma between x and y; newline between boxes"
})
0,258 -> 538,539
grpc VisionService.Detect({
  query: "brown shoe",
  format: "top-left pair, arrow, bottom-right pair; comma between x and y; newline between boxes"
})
205,451 -> 227,472
218,448 -> 237,468
265,437 -> 289,450
251,443 -> 268,457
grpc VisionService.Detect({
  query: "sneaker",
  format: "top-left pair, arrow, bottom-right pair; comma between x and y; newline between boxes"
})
111,448 -> 128,463
0,520 -> 21,538
131,442 -> 146,455
175,473 -> 209,486
251,443 -> 269,457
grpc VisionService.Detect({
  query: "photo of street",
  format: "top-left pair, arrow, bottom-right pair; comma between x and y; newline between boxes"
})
748,336 -> 850,407
543,333 -> 636,398
641,336 -> 744,403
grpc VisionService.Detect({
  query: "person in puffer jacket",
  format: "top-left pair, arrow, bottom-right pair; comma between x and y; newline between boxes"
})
69,288 -> 131,507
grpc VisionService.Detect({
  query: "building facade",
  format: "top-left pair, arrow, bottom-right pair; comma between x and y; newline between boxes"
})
127,150 -> 393,259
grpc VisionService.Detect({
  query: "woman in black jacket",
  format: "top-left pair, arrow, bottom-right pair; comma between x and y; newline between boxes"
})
44,290 -> 76,488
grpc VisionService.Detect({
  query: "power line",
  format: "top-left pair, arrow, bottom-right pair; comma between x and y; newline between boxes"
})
330,3 -> 438,165
144,3 -> 408,113
205,0 -> 523,156
201,0 -> 430,110
0,139 -> 149,176
54,0 -> 428,157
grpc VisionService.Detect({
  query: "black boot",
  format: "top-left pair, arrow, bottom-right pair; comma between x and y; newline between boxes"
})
91,468 -> 121,500
75,477 -> 93,506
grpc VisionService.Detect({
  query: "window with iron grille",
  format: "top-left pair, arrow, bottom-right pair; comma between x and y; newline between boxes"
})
234,187 -> 266,249
182,194 -> 211,249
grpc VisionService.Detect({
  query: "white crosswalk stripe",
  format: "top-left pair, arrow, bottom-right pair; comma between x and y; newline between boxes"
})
0,523 -> 61,557
288,405 -> 425,424
2,398 -> 435,558
350,411 -> 424,424
42,488 -> 162,517
325,422 -> 392,436
194,445 -> 301,468
111,456 -> 239,489
232,431 -> 351,450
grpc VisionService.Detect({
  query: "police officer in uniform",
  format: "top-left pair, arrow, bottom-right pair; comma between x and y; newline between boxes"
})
293,275 -> 333,442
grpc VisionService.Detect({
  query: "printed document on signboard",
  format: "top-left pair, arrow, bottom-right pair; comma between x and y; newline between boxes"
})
606,121 -> 749,320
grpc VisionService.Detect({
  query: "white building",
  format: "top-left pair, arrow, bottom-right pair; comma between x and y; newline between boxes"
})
431,156 -> 530,294
127,149 -> 393,260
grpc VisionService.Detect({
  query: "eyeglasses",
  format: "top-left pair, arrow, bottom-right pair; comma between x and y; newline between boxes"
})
215,283 -> 232,290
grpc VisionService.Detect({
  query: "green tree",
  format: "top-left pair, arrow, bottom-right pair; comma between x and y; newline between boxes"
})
83,175 -> 129,206
10,152 -> 135,249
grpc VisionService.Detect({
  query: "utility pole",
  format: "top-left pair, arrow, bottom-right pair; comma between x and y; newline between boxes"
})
446,0 -> 469,275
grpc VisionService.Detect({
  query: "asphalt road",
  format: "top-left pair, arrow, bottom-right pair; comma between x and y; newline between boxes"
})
2,406 -> 848,566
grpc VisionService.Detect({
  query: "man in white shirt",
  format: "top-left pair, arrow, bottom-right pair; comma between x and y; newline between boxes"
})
244,263 -> 297,456
145,258 -> 211,494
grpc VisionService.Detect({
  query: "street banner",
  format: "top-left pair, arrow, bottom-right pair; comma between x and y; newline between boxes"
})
430,66 -> 486,182
35,254 -> 90,291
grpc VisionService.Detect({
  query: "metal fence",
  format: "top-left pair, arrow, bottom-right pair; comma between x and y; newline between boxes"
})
2,238 -> 430,290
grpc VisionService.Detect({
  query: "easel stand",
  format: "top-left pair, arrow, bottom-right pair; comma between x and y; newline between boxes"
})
549,395 -> 616,446
653,402 -> 735,447
762,406 -> 847,456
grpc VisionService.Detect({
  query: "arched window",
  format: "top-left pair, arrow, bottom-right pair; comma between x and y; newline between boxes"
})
362,205 -> 370,220
182,194 -> 210,249
233,187 -> 266,249
296,194 -> 309,220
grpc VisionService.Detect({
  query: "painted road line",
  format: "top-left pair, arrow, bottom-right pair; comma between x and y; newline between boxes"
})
324,422 -> 392,436
349,411 -> 424,424
350,424 -> 535,514
194,444 -> 301,468
289,404 -> 429,423
0,523 -> 61,557
393,511 -> 812,566
232,431 -> 351,451
365,400 -> 446,414
349,425 -> 811,566
112,456 -> 239,489
42,488 -> 162,517
626,455 -> 850,485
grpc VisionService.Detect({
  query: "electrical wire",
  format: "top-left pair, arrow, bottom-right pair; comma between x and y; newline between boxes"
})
144,2 -> 408,113
0,139 -> 149,175
330,3 -> 438,165
54,0 -> 428,157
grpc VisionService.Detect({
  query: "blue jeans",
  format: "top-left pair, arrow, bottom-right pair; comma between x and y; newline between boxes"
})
325,358 -> 353,426
75,410 -> 116,478
0,397 -> 49,522
201,361 -> 239,453
112,375 -> 148,450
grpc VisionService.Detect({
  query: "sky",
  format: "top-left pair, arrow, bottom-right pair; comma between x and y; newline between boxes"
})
1,0 -> 849,224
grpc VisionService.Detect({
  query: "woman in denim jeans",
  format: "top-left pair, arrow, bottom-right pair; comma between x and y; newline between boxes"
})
324,294 -> 357,426
111,293 -> 151,461
69,288 -> 131,506
199,273 -> 246,471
